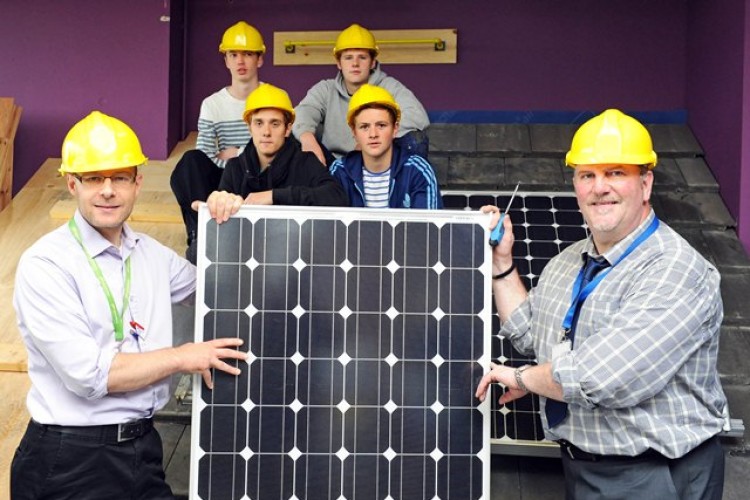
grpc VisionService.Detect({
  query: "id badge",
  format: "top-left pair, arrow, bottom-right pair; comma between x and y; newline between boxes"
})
552,339 -> 572,359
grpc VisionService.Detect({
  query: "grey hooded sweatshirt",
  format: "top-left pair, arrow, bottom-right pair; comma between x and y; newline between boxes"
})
292,62 -> 429,158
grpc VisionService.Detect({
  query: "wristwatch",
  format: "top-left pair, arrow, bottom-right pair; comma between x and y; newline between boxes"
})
514,365 -> 531,392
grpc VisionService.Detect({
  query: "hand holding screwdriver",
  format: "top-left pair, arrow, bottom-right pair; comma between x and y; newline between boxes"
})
489,182 -> 520,246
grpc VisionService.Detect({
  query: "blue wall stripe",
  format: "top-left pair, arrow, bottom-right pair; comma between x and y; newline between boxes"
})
428,110 -> 687,125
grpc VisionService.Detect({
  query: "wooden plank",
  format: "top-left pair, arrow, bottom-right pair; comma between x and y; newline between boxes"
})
0,99 -> 22,211
274,28 -> 457,66
0,373 -> 31,499
0,343 -> 27,372
49,199 -> 183,223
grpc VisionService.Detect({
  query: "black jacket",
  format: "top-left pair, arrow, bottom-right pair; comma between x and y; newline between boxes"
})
219,138 -> 348,206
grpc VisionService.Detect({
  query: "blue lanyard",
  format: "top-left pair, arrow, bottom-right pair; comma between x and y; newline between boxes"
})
561,217 -> 660,339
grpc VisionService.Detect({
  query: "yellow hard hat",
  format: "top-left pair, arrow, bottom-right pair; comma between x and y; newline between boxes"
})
566,109 -> 657,169
59,111 -> 147,175
347,84 -> 401,127
334,23 -> 379,58
219,21 -> 266,54
243,84 -> 296,124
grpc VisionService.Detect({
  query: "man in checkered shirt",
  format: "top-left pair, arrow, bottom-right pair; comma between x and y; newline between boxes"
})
476,109 -> 726,500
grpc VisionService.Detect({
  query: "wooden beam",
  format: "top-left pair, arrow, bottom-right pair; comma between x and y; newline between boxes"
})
0,343 -> 27,372
274,28 -> 457,66
50,199 -> 183,223
0,98 -> 22,212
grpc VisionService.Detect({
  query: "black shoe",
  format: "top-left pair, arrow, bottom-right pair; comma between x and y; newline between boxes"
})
185,240 -> 197,265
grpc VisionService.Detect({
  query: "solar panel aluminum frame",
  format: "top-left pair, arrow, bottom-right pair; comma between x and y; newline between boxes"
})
189,205 -> 493,500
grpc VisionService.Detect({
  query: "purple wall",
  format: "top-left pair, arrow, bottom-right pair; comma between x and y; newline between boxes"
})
9,0 -> 749,251
0,1 -> 172,193
686,0 -> 749,249
183,0 -> 687,130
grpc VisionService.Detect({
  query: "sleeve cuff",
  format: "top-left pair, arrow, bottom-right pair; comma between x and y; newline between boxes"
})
97,348 -> 119,398
552,353 -> 597,409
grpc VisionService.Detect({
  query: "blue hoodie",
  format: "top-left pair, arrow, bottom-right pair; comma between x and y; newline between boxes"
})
329,143 -> 443,209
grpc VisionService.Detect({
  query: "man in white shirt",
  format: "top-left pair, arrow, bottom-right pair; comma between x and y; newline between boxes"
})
12,111 -> 246,499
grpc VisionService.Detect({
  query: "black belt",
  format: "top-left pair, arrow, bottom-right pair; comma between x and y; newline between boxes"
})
557,439 -> 664,462
31,418 -> 153,444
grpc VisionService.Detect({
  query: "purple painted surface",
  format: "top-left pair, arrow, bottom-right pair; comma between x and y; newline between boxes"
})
184,1 -> 687,129
3,0 -> 748,252
0,1 -> 171,194
686,0 -> 749,249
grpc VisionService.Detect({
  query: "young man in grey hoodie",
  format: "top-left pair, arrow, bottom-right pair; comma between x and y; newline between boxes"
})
293,23 -> 429,166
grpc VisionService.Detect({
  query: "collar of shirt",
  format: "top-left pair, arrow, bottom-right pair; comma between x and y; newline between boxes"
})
73,210 -> 140,259
580,209 -> 656,266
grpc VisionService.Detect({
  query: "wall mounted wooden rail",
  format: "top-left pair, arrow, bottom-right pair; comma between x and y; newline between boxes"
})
284,37 -> 447,53
274,28 -> 457,66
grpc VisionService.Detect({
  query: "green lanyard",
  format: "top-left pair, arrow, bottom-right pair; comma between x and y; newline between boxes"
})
68,218 -> 132,342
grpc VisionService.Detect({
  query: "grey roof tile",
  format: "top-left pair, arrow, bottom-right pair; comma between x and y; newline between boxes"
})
529,124 -> 577,155
447,156 -> 504,189
676,157 -> 719,191
652,192 -> 736,228
646,124 -> 703,156
652,158 -> 687,189
429,155 -> 450,186
720,272 -> 750,325
477,124 -> 530,153
724,439 -> 750,500
504,157 -> 565,188
427,124 -> 476,152
718,327 -> 750,384
703,230 -> 750,272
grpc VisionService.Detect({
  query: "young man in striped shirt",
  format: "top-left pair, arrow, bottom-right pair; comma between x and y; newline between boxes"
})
170,21 -> 265,253
329,85 -> 442,209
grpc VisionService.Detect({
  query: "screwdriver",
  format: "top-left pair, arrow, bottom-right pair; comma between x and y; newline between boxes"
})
489,182 -> 520,247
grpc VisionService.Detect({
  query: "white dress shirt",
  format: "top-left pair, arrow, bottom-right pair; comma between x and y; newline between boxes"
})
14,211 -> 196,425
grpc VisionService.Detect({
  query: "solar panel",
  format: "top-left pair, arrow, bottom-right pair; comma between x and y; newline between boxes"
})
443,191 -> 588,453
190,205 -> 493,499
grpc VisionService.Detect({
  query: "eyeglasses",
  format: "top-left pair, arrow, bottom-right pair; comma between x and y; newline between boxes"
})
73,173 -> 137,187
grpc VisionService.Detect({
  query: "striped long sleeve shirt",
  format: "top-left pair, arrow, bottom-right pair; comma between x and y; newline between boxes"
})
196,88 -> 251,169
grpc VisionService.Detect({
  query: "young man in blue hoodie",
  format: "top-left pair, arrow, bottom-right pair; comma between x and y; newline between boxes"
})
329,84 -> 442,209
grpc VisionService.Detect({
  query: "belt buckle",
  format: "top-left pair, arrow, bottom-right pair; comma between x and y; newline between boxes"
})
117,420 -> 142,443
558,440 -> 597,461
559,440 -> 577,460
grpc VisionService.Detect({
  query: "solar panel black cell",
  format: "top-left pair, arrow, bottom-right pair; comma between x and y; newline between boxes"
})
443,190 -> 588,453
191,206 -> 492,499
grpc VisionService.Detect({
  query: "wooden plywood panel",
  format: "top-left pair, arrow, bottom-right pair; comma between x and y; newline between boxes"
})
49,199 -> 182,223
274,28 -> 457,66
0,98 -> 22,211
0,343 -> 27,372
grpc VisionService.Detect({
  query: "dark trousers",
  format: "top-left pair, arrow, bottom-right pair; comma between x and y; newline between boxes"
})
169,149 -> 223,245
395,129 -> 430,160
11,420 -> 174,500
561,436 -> 725,500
